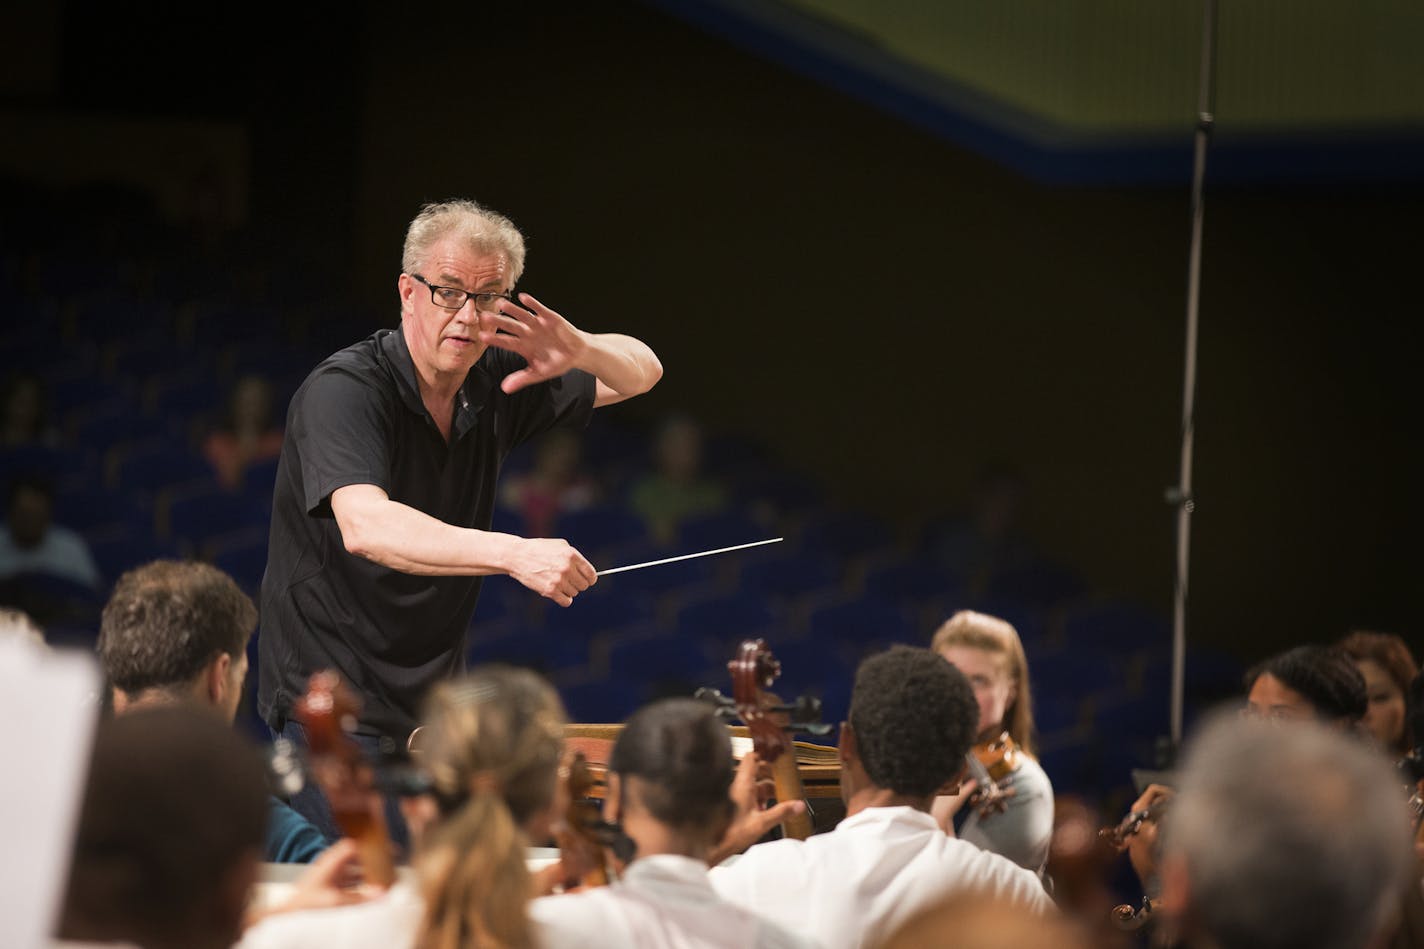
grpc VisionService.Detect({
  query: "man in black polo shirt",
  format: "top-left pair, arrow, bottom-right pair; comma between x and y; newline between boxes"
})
259,199 -> 661,840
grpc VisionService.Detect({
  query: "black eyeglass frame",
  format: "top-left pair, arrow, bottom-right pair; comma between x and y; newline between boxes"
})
410,273 -> 516,312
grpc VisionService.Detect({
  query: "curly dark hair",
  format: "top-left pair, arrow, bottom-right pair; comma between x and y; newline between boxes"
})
849,646 -> 979,797
610,698 -> 736,833
1245,645 -> 1367,726
98,560 -> 254,694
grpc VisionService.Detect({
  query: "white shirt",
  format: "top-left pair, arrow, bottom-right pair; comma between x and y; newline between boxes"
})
709,806 -> 1052,949
532,853 -> 819,949
237,880 -> 424,949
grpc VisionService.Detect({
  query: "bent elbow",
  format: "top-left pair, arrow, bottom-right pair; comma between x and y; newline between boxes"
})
338,517 -> 377,562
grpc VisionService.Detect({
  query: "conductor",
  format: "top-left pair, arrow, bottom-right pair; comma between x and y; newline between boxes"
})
257,199 -> 661,838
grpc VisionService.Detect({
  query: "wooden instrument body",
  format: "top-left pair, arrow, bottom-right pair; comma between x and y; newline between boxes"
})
293,669 -> 396,887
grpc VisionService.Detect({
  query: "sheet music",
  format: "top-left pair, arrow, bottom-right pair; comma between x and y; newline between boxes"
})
0,641 -> 102,949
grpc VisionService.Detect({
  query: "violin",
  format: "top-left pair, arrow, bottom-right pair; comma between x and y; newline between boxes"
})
962,731 -> 1022,817
699,639 -> 832,840
293,669 -> 397,887
1100,785 -> 1175,938
1099,794 -> 1171,849
553,749 -> 616,890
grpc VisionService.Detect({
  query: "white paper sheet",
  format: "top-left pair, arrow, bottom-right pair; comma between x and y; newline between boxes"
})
0,641 -> 102,949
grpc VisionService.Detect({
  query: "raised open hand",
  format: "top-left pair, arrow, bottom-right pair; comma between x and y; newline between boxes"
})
480,292 -> 588,395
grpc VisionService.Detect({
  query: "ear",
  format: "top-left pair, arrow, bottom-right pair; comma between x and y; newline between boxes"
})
398,273 -> 416,317
604,772 -> 623,824
837,722 -> 857,764
400,794 -> 440,847
204,652 -> 232,706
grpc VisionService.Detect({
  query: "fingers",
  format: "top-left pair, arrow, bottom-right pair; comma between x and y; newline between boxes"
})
730,751 -> 760,808
515,291 -> 557,319
500,368 -> 537,395
480,315 -> 533,345
305,838 -> 361,885
575,551 -> 597,586
762,798 -> 807,826
1132,783 -> 1174,813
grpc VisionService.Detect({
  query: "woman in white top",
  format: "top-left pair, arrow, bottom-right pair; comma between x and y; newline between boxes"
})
931,610 -> 1055,875
242,666 -> 566,949
531,698 -> 818,949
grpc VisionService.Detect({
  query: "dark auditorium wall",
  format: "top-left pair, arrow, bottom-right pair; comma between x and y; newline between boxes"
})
349,3 -> 1421,656
28,2 -> 1423,659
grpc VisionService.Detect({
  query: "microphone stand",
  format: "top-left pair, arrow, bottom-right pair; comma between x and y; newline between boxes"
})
1168,0 -> 1219,752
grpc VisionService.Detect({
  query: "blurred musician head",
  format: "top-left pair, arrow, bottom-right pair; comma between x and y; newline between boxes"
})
57,706 -> 268,949
411,665 -> 566,949
1243,644 -> 1367,731
841,646 -> 979,811
605,697 -> 737,861
875,893 -> 1092,949
932,610 -> 1037,754
98,559 -> 254,722
1336,630 -> 1418,758
1159,713 -> 1414,949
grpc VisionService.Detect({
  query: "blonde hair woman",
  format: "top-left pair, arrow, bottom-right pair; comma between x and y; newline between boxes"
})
240,666 -> 566,949
930,610 -> 1054,875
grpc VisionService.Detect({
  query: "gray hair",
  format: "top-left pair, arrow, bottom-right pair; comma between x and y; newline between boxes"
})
1165,713 -> 1414,949
401,199 -> 526,283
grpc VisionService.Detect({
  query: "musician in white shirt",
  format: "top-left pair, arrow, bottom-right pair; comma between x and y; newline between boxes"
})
709,646 -> 1052,949
531,698 -> 819,949
240,666 -> 567,949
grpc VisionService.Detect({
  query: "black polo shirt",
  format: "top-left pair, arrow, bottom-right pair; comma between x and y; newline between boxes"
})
257,327 -> 595,740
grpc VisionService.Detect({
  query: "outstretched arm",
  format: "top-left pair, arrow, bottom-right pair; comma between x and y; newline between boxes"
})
330,484 -> 596,606
480,292 -> 662,406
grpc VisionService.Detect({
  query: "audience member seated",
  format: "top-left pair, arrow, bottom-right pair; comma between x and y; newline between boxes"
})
532,698 -> 817,948
925,463 -> 1032,600
1243,643 -> 1368,730
239,665 -> 566,949
203,374 -> 285,490
54,707 -> 269,949
628,415 -> 727,545
1,371 -> 59,447
499,428 -> 598,537
0,476 -> 102,590
1337,629 -> 1418,763
1156,713 -> 1416,949
98,559 -> 329,863
709,646 -> 1051,949
930,610 -> 1053,875
875,894 -> 1092,949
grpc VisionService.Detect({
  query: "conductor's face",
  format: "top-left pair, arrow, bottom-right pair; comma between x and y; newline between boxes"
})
399,236 -> 513,380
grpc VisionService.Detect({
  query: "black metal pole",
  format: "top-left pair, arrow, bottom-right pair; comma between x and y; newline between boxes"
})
1171,0 -> 1219,749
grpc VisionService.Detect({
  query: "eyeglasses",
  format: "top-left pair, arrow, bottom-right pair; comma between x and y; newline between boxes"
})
411,273 -> 514,312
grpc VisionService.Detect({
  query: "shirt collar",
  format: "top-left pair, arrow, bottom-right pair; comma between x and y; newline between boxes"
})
836,805 -> 938,833
622,853 -> 718,898
380,326 -> 498,436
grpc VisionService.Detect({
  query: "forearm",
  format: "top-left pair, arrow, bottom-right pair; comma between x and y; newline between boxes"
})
577,332 -> 662,402
338,494 -> 516,576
